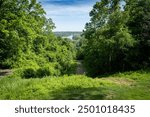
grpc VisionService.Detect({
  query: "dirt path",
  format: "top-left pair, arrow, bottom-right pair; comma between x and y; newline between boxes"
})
76,60 -> 86,75
0,69 -> 12,78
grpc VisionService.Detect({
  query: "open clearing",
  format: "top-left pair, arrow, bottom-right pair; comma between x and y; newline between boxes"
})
0,70 -> 149,100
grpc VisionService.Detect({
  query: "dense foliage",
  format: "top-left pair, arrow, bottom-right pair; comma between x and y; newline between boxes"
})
125,0 -> 150,69
83,0 -> 150,76
0,0 -> 149,78
0,0 -> 149,100
0,0 -> 76,77
72,35 -> 86,60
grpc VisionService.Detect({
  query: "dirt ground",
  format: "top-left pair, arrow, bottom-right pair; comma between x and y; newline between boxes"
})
76,60 -> 86,75
0,69 -> 12,78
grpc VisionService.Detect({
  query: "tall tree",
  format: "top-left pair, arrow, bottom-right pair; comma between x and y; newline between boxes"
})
0,0 -> 76,76
83,0 -> 135,76
125,0 -> 150,68
0,0 -> 46,67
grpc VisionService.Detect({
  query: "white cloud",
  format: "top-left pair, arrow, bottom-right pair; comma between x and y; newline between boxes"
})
40,2 -> 96,31
44,4 -> 92,16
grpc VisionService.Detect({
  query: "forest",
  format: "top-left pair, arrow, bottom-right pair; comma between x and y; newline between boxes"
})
0,0 -> 150,100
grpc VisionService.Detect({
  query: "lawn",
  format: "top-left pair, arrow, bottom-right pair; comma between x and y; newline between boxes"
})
0,70 -> 150,100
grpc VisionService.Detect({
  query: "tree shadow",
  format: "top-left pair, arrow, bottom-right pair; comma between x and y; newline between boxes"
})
51,85 -> 107,100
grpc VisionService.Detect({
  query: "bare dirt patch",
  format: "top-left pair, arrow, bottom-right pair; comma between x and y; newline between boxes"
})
0,69 -> 12,78
76,60 -> 86,75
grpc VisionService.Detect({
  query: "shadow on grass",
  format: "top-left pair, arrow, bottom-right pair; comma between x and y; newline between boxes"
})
51,86 -> 107,100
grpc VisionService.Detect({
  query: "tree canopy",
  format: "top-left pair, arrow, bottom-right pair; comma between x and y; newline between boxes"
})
0,0 -> 76,77
83,0 -> 150,76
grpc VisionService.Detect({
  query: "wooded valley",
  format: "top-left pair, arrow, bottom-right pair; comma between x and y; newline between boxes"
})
0,0 -> 150,100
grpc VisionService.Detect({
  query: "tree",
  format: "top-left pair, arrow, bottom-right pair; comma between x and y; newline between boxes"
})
83,0 -> 135,76
125,0 -> 150,68
0,0 -> 76,76
0,0 -> 45,68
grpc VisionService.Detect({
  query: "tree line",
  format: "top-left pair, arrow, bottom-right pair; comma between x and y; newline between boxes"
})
81,0 -> 150,76
0,0 -> 149,78
0,0 -> 76,78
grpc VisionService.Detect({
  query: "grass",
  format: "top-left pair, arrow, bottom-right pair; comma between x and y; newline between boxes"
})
0,70 -> 150,100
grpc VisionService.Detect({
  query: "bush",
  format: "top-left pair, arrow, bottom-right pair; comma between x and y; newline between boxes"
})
0,59 -> 12,69
23,68 -> 36,78
36,67 -> 52,78
16,63 -> 61,79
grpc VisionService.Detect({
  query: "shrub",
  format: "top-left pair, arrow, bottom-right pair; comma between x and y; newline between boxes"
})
36,67 -> 51,78
36,66 -> 58,78
23,68 -> 36,78
0,59 -> 12,69
18,64 -> 60,79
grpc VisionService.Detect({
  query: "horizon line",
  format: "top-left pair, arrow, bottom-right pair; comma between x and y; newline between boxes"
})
53,30 -> 83,32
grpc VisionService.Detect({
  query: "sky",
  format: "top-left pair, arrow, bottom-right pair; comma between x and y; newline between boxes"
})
38,0 -> 99,31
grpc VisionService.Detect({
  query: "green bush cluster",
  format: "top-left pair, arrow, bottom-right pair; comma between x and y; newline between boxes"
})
23,68 -> 36,78
20,61 -> 77,78
22,66 -> 57,78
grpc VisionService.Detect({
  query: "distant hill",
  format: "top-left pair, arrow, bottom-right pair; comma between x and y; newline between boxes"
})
54,31 -> 82,38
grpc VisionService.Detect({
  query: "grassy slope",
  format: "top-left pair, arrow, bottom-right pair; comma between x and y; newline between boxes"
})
0,70 -> 150,100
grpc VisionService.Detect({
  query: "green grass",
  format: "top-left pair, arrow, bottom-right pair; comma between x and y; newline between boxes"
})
0,70 -> 150,100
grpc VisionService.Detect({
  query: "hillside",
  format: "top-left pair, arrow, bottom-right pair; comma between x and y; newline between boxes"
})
0,70 -> 149,100
0,0 -> 149,101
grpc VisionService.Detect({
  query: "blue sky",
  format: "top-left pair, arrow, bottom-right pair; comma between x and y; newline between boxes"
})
38,0 -> 99,31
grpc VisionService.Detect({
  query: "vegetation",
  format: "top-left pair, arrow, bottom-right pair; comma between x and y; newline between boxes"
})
0,0 -> 76,77
83,0 -> 150,76
125,0 -> 150,69
0,0 -> 149,100
0,70 -> 150,99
